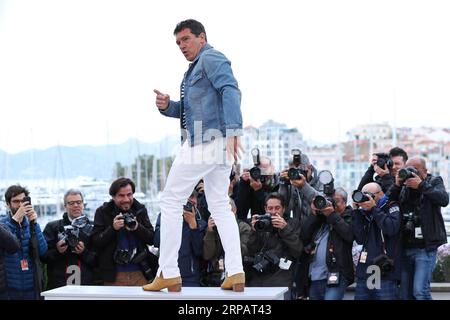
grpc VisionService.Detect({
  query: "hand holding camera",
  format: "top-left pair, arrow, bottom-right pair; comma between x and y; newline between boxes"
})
270,213 -> 287,230
207,216 -> 216,233
56,239 -> 68,254
249,176 -> 263,191
352,190 -> 376,211
251,214 -> 273,232
183,200 -> 197,229
73,240 -> 85,254
311,196 -> 334,216
401,169 -> 422,189
113,214 -> 125,230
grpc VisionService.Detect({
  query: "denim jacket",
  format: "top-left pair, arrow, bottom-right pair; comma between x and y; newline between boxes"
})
160,43 -> 243,146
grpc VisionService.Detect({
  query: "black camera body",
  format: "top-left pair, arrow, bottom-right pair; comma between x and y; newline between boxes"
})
60,225 -> 80,250
249,166 -> 262,181
121,212 -> 137,229
113,248 -> 135,265
287,149 -> 308,180
352,190 -> 374,203
250,147 -> 262,181
398,166 -> 419,182
287,167 -> 307,181
23,196 -> 31,204
244,251 -> 280,273
313,195 -> 335,214
375,152 -> 393,170
372,254 -> 394,275
254,213 -> 273,233
402,212 -> 421,236
183,200 -> 193,213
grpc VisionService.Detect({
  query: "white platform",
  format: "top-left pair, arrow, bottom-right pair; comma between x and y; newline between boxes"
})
41,285 -> 288,300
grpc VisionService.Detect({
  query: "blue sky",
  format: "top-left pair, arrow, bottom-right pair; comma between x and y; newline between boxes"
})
0,0 -> 449,153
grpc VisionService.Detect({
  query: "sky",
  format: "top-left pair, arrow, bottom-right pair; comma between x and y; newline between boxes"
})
0,0 -> 449,154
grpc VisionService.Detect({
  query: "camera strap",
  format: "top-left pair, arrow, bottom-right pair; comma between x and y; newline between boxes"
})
328,244 -> 338,270
357,215 -> 373,266
380,230 -> 387,255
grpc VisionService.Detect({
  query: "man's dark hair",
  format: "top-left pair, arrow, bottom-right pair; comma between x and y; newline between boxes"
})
174,19 -> 207,41
5,185 -> 29,205
109,177 -> 135,196
389,147 -> 408,163
264,193 -> 286,208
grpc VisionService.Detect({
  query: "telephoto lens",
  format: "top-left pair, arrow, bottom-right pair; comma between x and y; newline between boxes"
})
352,190 -> 370,203
313,195 -> 328,210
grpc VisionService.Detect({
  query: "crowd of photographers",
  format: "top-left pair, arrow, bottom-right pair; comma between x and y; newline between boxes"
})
0,146 -> 448,300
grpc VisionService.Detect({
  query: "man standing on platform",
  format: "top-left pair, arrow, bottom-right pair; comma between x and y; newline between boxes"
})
143,19 -> 245,292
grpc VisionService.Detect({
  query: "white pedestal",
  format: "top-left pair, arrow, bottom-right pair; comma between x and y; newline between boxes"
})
41,285 -> 288,300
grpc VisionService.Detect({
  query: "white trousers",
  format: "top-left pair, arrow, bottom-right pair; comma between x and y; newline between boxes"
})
157,137 -> 243,279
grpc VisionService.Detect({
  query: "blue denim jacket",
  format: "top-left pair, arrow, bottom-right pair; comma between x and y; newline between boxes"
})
160,43 -> 243,146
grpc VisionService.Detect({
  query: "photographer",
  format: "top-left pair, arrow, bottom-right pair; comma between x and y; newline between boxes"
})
358,147 -> 408,193
301,189 -> 354,300
202,198 -> 251,286
0,223 -> 20,299
151,189 -> 207,287
389,156 -> 448,300
0,185 -> 47,300
42,189 -> 97,290
279,152 -> 322,213
235,156 -> 279,221
352,182 -> 401,300
245,193 -> 302,292
92,177 -> 154,286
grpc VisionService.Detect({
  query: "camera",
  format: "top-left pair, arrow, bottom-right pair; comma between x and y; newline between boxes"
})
313,195 -> 331,210
250,148 -> 261,180
398,166 -> 419,182
249,148 -> 273,185
287,167 -> 308,181
313,195 -> 335,215
58,215 -> 88,251
120,212 -> 137,229
375,153 -> 393,170
113,248 -> 136,265
318,170 -> 334,196
287,149 -> 308,180
183,200 -> 193,213
352,190 -> 374,203
254,213 -> 273,232
402,212 -> 421,236
131,249 -> 157,280
60,225 -> 80,250
372,254 -> 394,275
244,251 -> 280,273
23,196 -> 31,204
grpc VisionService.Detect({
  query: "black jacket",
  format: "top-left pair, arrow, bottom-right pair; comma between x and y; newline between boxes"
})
41,212 -> 97,290
91,199 -> 154,282
352,200 -> 402,281
301,207 -> 354,283
358,165 -> 395,193
389,174 -> 449,250
0,223 -> 20,294
246,217 -> 302,287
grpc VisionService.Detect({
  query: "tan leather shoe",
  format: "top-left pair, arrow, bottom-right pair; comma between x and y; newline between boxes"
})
142,273 -> 182,292
220,272 -> 245,292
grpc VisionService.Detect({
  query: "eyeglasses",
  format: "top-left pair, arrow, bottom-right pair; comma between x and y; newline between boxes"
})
11,199 -> 28,204
66,200 -> 83,206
